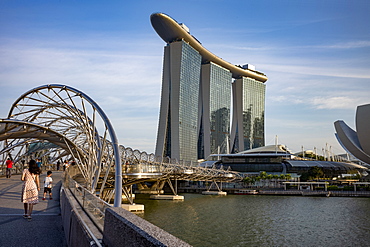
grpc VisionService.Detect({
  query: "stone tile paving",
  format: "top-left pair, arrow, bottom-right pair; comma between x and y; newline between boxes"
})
0,171 -> 67,247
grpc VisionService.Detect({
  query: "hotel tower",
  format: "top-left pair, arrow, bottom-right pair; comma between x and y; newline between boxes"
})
151,13 -> 268,162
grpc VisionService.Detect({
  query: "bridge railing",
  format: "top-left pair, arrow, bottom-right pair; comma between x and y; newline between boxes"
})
63,166 -> 110,231
62,165 -> 191,247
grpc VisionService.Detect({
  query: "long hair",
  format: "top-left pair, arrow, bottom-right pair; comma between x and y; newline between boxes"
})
28,160 -> 41,175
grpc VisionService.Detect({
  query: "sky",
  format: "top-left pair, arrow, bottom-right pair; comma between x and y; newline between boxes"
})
1,0 -> 369,156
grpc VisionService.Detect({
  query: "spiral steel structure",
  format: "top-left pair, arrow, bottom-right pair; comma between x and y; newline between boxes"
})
1,84 -> 243,206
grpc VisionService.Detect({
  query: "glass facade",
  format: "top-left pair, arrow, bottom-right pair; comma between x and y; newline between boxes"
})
177,41 -> 202,162
231,77 -> 266,153
156,40 -> 202,162
208,63 -> 231,155
153,13 -> 268,162
242,77 -> 265,150
156,42 -> 266,162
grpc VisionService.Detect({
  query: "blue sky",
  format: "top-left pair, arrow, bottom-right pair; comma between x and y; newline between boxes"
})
1,0 -> 369,155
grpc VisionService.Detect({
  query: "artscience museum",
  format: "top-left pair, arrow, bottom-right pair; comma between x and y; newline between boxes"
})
335,104 -> 370,166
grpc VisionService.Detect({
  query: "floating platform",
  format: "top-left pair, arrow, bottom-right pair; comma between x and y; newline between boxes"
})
121,203 -> 144,212
135,190 -> 164,194
150,195 -> 184,200
202,191 -> 227,196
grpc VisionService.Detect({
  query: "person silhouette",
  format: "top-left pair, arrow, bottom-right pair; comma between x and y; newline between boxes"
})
21,160 -> 41,220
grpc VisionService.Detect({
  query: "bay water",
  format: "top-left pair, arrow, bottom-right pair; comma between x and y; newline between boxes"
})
136,193 -> 370,246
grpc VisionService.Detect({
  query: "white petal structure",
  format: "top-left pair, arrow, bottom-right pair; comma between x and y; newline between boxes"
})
335,104 -> 370,165
356,105 -> 370,155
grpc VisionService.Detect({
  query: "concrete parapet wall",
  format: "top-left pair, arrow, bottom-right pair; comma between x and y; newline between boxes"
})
62,169 -> 191,246
61,188 -> 102,247
103,207 -> 191,247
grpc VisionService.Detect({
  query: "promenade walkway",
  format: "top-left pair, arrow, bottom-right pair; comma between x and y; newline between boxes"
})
0,171 -> 67,247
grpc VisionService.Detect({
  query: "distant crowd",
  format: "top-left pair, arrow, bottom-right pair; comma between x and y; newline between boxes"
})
3,158 -> 77,177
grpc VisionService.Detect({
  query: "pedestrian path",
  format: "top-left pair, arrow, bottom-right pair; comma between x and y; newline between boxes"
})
0,171 -> 67,247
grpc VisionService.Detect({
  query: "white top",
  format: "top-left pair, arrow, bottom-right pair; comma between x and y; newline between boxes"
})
44,176 -> 53,188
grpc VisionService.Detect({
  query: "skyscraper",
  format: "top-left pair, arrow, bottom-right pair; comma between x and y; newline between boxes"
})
199,62 -> 232,159
155,40 -> 201,162
230,77 -> 266,153
151,13 -> 268,162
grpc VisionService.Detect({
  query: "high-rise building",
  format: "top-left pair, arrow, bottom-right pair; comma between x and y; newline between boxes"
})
155,40 -> 202,162
230,77 -> 266,153
199,62 -> 232,159
151,13 -> 268,162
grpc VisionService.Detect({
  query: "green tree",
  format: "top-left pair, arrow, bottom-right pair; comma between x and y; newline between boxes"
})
310,166 -> 324,179
243,177 -> 252,185
300,167 -> 324,181
300,172 -> 310,182
259,171 -> 267,179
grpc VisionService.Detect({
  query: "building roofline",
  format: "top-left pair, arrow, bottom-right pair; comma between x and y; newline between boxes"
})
150,12 -> 268,82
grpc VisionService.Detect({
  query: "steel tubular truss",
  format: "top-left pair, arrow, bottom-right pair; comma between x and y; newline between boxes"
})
0,84 -> 243,207
2,84 -> 122,206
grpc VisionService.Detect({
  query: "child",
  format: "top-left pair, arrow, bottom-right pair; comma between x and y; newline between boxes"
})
43,171 -> 53,200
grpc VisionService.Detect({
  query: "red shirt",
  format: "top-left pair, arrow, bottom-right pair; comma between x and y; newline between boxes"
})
6,160 -> 13,168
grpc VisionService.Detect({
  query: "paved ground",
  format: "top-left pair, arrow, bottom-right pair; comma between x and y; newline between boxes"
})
0,171 -> 67,247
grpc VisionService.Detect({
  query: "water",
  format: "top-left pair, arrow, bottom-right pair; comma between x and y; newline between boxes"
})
135,194 -> 370,247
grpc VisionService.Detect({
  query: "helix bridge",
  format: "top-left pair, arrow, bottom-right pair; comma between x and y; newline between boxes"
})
0,84 -> 243,207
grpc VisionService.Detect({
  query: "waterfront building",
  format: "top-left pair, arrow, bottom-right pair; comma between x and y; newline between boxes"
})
230,77 -> 266,153
199,62 -> 232,159
203,145 -> 369,177
155,40 -> 202,162
335,104 -> 370,166
151,13 -> 268,162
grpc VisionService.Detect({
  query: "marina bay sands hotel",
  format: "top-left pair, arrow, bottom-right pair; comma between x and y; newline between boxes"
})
151,13 -> 268,162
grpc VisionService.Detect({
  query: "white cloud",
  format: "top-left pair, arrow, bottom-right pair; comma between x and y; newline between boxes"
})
311,96 -> 366,110
0,36 -> 164,154
209,40 -> 370,54
1,21 -> 369,156
263,63 -> 370,80
0,37 -> 164,109
111,115 -> 159,153
312,40 -> 370,49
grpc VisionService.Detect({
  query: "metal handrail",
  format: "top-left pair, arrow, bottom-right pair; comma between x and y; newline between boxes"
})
63,169 -> 111,232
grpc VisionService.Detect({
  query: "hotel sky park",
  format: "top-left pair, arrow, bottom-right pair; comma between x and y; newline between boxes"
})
151,13 -> 268,162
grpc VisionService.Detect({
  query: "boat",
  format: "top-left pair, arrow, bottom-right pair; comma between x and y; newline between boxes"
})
235,189 -> 258,195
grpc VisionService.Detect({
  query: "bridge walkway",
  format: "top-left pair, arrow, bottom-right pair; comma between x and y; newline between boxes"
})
0,171 -> 67,247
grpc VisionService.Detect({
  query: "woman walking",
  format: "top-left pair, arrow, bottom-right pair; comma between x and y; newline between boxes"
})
21,160 -> 41,220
